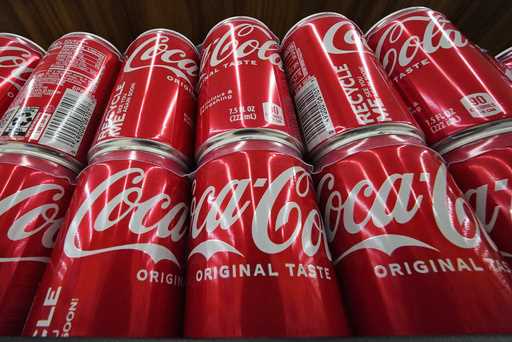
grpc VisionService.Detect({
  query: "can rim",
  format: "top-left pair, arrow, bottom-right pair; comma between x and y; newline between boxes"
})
196,128 -> 303,164
313,123 -> 424,163
0,33 -> 46,55
0,142 -> 81,173
282,12 -> 352,47
201,16 -> 278,47
436,120 -> 512,155
88,138 -> 188,170
125,28 -> 199,58
59,32 -> 122,59
496,46 -> 512,61
365,6 -> 432,39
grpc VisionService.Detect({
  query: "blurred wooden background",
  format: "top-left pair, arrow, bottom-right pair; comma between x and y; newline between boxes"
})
1,0 -> 511,54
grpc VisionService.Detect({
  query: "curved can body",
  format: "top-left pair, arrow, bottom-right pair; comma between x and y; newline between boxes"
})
443,130 -> 512,258
366,7 -> 512,146
0,152 -> 74,335
0,34 -> 44,116
196,17 -> 303,157
495,47 -> 512,81
91,29 -> 199,165
23,151 -> 189,337
185,142 -> 350,337
314,135 -> 512,335
0,32 -> 121,167
282,13 -> 421,154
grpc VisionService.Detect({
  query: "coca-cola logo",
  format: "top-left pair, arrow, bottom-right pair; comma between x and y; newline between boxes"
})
322,21 -> 373,55
0,184 -> 65,263
124,35 -> 198,87
63,168 -> 188,266
371,12 -> 468,76
0,45 -> 36,90
317,164 -> 497,264
200,22 -> 283,73
188,166 -> 331,260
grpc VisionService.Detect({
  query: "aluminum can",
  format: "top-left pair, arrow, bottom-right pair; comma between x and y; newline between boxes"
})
91,29 -> 199,165
0,32 -> 121,168
282,12 -> 422,154
0,34 -> 45,116
315,133 -> 512,335
23,149 -> 189,337
185,139 -> 350,337
440,122 -> 512,258
0,148 -> 75,336
496,47 -> 512,81
196,16 -> 303,158
366,7 -> 512,146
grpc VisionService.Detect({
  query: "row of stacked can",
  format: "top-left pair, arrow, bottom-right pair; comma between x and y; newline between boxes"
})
0,5 -> 511,338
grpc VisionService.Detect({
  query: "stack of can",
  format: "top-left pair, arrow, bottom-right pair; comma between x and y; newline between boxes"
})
0,32 -> 120,335
366,7 -> 512,283
22,29 -> 198,337
283,10 -> 512,336
184,16 -> 350,338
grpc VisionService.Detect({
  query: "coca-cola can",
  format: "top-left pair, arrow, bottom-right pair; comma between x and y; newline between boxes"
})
440,121 -> 512,258
0,147 -> 76,336
282,12 -> 422,155
366,7 -> 512,146
196,16 -> 303,158
496,47 -> 512,81
23,148 -> 188,337
0,32 -> 121,169
186,139 -> 350,337
315,132 -> 512,335
0,34 -> 45,116
90,29 -> 199,166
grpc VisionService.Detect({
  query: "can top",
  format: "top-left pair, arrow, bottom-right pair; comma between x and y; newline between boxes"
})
365,6 -> 432,39
0,33 -> 46,55
282,12 -> 354,47
88,138 -> 188,171
437,120 -> 512,155
126,28 -> 199,58
313,123 -> 424,164
196,129 -> 303,165
59,32 -> 123,59
496,46 -> 512,61
0,142 -> 81,173
201,16 -> 278,47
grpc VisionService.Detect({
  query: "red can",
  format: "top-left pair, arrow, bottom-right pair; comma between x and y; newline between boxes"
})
315,133 -> 512,336
440,122 -> 512,258
366,7 -> 512,146
0,148 -> 75,336
0,32 -> 121,168
0,34 -> 45,116
282,13 -> 422,154
496,47 -> 512,81
185,139 -> 350,337
23,149 -> 189,337
196,16 -> 303,158
91,29 -> 199,165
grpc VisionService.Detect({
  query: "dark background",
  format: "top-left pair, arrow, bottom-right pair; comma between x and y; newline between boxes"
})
1,0 -> 511,54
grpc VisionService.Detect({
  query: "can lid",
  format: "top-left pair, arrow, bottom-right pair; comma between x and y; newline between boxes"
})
282,12 -> 353,47
496,46 -> 512,61
0,33 -> 46,55
59,32 -> 122,59
313,123 -> 424,163
196,128 -> 303,165
437,120 -> 512,155
126,28 -> 199,58
88,138 -> 188,170
201,16 -> 278,47
0,142 -> 81,173
365,6 -> 432,39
